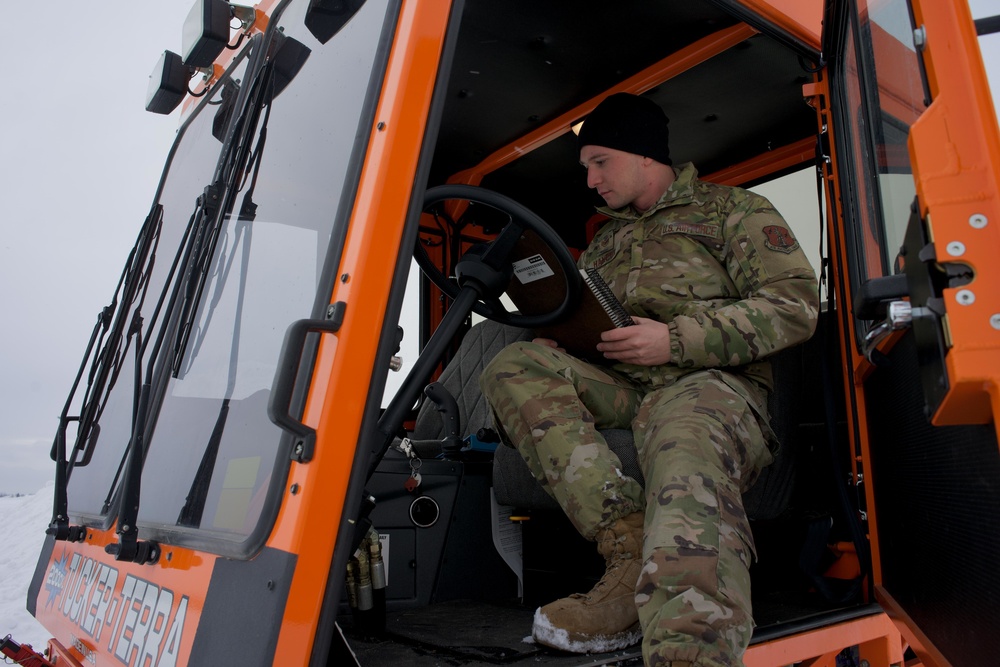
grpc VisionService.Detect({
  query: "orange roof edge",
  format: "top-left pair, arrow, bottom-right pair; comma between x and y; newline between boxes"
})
735,0 -> 823,51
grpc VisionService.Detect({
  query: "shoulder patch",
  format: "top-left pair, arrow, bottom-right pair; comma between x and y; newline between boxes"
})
762,225 -> 800,254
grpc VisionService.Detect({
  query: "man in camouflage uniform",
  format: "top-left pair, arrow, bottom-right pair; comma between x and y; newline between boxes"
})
480,93 -> 818,666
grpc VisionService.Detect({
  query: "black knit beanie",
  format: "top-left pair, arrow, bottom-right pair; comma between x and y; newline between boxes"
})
578,93 -> 672,166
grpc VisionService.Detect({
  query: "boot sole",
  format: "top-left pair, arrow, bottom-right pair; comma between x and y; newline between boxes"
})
531,608 -> 642,654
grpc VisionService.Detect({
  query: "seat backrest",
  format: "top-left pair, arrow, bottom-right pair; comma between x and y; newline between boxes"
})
415,318 -> 814,521
412,319 -> 532,441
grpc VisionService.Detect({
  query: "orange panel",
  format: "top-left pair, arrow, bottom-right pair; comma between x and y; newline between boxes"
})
808,71 -> 887,586
877,588 -> 955,667
31,537 -> 215,667
745,612 -> 905,666
732,0 -> 822,50
908,0 -> 1000,428
265,0 -> 454,663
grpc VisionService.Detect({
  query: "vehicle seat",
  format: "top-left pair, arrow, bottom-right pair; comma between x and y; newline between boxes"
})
413,318 -> 805,521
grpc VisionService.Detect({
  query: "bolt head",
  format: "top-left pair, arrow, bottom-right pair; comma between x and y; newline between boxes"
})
956,289 -> 976,305
946,241 -> 966,257
970,213 -> 988,229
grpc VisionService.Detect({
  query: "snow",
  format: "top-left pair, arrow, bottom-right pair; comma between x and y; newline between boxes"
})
531,607 -> 642,654
0,483 -> 55,652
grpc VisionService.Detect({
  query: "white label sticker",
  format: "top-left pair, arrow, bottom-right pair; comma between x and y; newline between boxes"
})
512,254 -> 555,284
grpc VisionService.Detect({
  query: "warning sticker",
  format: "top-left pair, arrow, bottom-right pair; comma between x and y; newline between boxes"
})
512,254 -> 555,284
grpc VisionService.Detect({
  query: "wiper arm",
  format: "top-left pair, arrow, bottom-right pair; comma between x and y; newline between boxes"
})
171,61 -> 275,378
104,61 -> 276,562
178,206 -> 255,528
47,204 -> 164,542
102,193 -> 211,563
48,306 -> 112,542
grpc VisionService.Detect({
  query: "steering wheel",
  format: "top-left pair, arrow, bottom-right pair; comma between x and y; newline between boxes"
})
416,184 -> 582,329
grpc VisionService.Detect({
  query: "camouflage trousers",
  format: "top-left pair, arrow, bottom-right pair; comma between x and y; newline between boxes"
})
480,341 -> 774,667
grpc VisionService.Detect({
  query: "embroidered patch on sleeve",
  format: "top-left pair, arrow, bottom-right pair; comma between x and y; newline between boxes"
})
762,225 -> 800,253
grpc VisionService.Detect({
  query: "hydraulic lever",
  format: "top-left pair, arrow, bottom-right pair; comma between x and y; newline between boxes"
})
423,381 -> 463,455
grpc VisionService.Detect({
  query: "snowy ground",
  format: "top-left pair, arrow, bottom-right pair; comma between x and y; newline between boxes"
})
0,483 -> 54,651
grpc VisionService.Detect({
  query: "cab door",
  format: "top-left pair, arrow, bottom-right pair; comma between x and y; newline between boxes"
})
822,0 -> 1000,664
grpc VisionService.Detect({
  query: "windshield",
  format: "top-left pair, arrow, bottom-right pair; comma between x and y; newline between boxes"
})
67,0 -> 395,554
64,49 -> 254,523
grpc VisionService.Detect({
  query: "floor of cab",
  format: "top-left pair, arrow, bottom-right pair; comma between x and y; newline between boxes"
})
338,592 -> 862,666
341,599 -> 643,666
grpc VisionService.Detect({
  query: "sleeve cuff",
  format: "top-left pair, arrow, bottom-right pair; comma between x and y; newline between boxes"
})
667,320 -> 683,365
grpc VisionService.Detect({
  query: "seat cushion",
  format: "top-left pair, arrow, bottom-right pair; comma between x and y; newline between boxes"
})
417,318 -> 806,521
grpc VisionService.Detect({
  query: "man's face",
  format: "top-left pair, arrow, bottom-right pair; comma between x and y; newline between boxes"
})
579,145 -> 648,210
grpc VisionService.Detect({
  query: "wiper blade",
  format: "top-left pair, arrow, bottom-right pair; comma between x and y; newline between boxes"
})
48,203 -> 164,541
170,61 -> 275,378
103,60 -> 276,562
99,194 -> 210,561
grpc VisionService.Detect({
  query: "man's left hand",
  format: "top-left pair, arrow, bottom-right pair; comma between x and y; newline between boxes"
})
596,316 -> 672,366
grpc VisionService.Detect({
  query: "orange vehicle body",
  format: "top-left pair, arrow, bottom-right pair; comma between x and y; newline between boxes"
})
24,0 -> 999,665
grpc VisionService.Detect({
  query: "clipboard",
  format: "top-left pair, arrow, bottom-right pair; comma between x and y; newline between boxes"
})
504,230 -> 634,361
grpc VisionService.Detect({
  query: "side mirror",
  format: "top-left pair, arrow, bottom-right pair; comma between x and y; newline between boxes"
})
304,0 -> 367,45
270,33 -> 312,98
145,50 -> 190,115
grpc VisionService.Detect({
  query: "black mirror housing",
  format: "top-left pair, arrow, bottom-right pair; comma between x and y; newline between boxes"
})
304,0 -> 366,45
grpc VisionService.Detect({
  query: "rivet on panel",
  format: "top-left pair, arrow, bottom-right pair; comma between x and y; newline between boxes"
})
956,289 -> 976,306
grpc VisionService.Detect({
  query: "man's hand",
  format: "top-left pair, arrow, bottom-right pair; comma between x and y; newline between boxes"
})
596,316 -> 671,366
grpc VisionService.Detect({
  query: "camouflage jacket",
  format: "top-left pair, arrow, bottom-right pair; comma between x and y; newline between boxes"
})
580,163 -> 819,396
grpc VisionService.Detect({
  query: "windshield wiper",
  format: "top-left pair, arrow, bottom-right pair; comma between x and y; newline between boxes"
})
47,204 -> 164,542
175,69 -> 270,529
104,60 -> 276,563
96,201 -> 204,516
170,61 -> 275,378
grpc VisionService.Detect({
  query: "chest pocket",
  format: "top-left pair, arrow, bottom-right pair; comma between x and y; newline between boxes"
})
638,219 -> 739,304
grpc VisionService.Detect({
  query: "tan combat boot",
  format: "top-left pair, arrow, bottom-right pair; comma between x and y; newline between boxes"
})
532,512 -> 644,653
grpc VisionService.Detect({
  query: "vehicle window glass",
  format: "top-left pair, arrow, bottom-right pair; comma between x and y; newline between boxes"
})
381,261 -> 422,408
833,11 -> 879,302
134,0 -> 393,548
859,0 -> 924,275
838,0 -> 924,285
970,0 -> 1000,123
66,52 -> 253,522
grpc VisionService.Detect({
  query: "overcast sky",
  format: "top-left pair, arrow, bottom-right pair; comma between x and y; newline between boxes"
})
0,3 -> 192,493
1,2 -> 998,495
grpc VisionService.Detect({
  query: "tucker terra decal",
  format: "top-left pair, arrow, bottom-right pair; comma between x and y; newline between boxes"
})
43,548 -> 188,667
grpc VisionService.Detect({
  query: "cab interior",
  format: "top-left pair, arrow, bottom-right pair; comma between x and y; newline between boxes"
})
340,1 -> 873,664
